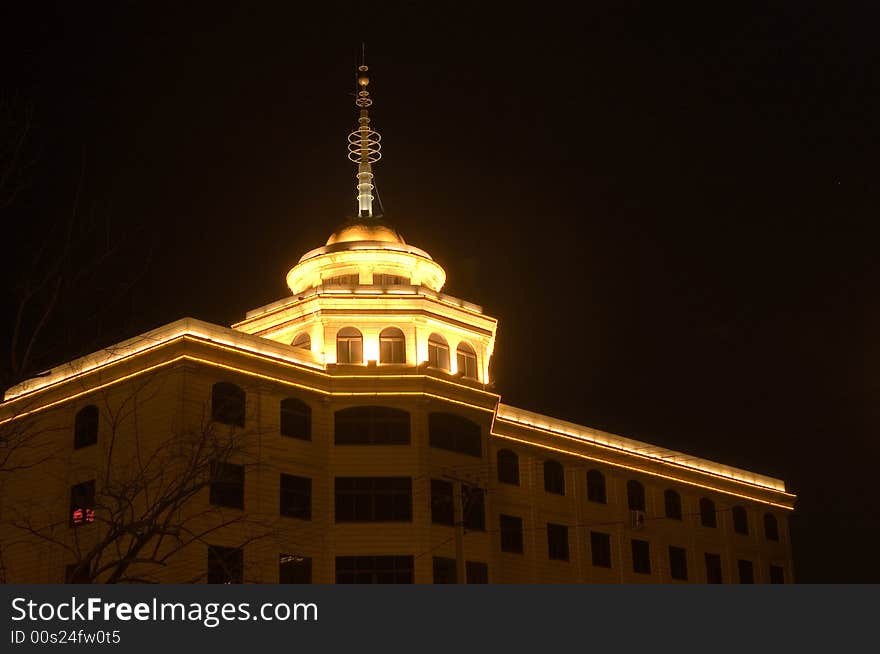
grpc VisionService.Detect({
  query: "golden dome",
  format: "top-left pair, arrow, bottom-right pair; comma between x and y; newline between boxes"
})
326,220 -> 406,246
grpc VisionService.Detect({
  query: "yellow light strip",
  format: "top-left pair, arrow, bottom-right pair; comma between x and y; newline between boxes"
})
491,433 -> 795,510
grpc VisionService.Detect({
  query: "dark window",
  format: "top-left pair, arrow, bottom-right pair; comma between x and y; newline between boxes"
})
374,274 -> 409,286
428,412 -> 481,457
211,382 -> 245,427
737,559 -> 754,584
207,545 -> 243,584
430,479 -> 454,525
279,554 -> 312,583
587,469 -> 606,504
334,406 -> 410,445
544,460 -> 565,495
70,480 -> 95,527
336,327 -> 363,364
769,564 -> 785,584
631,539 -> 651,574
732,505 -> 749,535
500,514 -> 524,553
280,397 -> 311,440
74,405 -> 99,449
669,546 -> 688,580
497,449 -> 519,485
699,498 -> 717,527
335,477 -> 412,522
466,561 -> 488,584
590,531 -> 612,568
280,474 -> 311,520
379,327 -> 406,364
462,484 -> 485,531
764,513 -> 780,541
326,274 -> 359,286
547,523 -> 569,561
705,553 -> 723,583
291,333 -> 311,349
432,556 -> 457,584
664,489 -> 682,520
627,480 -> 646,511
336,555 -> 414,584
65,563 -> 90,584
456,342 -> 478,379
209,462 -> 244,509
428,333 -> 450,370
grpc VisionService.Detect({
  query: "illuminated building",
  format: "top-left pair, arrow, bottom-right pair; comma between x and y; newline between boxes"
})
0,63 -> 794,584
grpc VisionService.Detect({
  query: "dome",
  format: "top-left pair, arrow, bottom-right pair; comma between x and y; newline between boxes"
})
326,219 -> 406,246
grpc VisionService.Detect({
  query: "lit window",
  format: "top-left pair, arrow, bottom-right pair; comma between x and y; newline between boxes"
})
732,505 -> 749,535
455,342 -> 478,379
379,327 -> 406,364
587,469 -> 606,503
209,462 -> 244,509
336,555 -> 413,584
280,474 -> 311,520
74,405 -> 98,449
543,460 -> 565,495
207,545 -> 243,584
664,489 -> 682,520
590,531 -> 612,568
291,333 -> 311,350
428,412 -> 481,456
334,406 -> 410,445
336,327 -> 363,364
70,480 -> 96,527
427,333 -> 450,370
500,514 -> 524,553
280,397 -> 311,440
497,449 -> 519,485
631,539 -> 651,574
547,523 -> 569,561
764,513 -> 780,541
669,546 -> 688,580
699,498 -> 717,528
211,382 -> 245,427
627,480 -> 646,512
279,554 -> 312,583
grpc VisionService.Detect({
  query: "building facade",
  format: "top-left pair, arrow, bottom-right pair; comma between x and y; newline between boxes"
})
0,65 -> 794,584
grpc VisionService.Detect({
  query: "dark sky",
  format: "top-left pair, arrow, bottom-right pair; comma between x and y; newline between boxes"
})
2,2 -> 878,581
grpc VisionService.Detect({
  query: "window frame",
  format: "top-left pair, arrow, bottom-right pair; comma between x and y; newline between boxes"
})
379,327 -> 406,364
547,523 -> 570,561
336,327 -> 364,364
280,397 -> 312,440
499,514 -> 524,554
497,449 -> 520,485
73,405 -> 99,449
334,477 -> 413,522
211,382 -> 246,427
279,473 -> 312,520
427,333 -> 450,370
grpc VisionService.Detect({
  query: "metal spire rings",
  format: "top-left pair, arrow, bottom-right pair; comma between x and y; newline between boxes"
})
348,64 -> 381,218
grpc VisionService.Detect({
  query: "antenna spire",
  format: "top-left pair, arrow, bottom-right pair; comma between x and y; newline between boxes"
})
347,49 -> 381,218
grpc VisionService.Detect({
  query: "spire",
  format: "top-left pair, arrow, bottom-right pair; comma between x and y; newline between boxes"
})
347,49 -> 382,218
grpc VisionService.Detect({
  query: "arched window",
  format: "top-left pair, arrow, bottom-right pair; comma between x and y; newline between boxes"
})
334,406 -> 410,445
428,412 -> 482,457
456,342 -> 478,380
427,333 -> 450,370
379,327 -> 406,364
74,405 -> 99,449
497,449 -> 519,485
587,469 -> 606,503
732,505 -> 749,535
291,333 -> 311,350
211,382 -> 245,427
764,513 -> 779,541
280,397 -> 311,440
699,498 -> 717,528
543,460 -> 565,495
664,489 -> 682,520
627,480 -> 646,512
336,327 -> 363,364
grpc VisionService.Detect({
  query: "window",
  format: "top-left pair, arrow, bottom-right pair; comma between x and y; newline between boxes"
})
430,479 -> 454,525
336,327 -> 363,364
336,555 -> 414,584
326,274 -> 359,286
335,477 -> 412,522
664,489 -> 682,520
699,498 -> 717,528
280,397 -> 311,440
764,513 -> 779,541
590,531 -> 612,568
279,554 -> 312,583
433,556 -> 457,584
587,469 -> 606,503
334,406 -> 410,445
705,553 -> 723,583
456,342 -> 478,379
379,327 -> 406,364
428,412 -> 481,456
737,559 -> 754,584
547,523 -> 569,561
211,382 -> 245,427
427,333 -> 450,370
466,561 -> 489,584
497,449 -> 519,485
209,462 -> 244,509
65,564 -> 90,584
631,539 -> 651,574
280,474 -> 311,520
499,514 -> 524,553
74,405 -> 98,449
374,274 -> 409,286
207,545 -> 243,584
462,484 -> 485,531
669,546 -> 688,580
769,564 -> 785,584
291,333 -> 311,350
627,480 -> 646,511
544,460 -> 565,495
69,480 -> 95,527
732,505 -> 749,535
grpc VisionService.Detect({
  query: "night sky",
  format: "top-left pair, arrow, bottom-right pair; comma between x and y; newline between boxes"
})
2,3 -> 878,581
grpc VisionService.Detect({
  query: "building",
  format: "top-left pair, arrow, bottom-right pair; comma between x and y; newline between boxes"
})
0,64 -> 795,584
